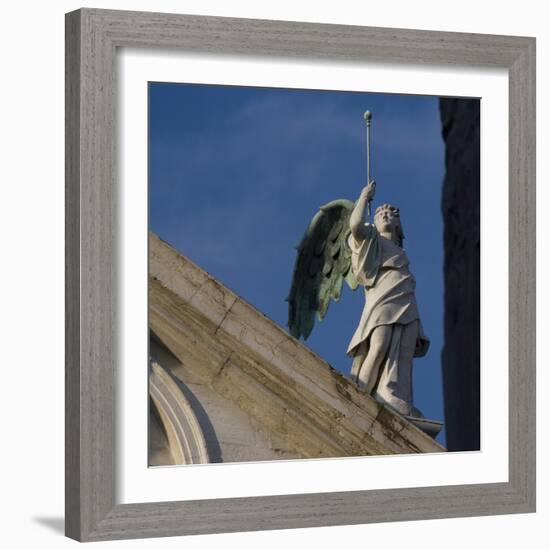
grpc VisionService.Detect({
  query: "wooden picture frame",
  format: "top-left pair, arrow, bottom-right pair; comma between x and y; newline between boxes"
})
65,8 -> 535,542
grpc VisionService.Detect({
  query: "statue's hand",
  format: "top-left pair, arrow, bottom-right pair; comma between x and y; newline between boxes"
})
361,180 -> 376,202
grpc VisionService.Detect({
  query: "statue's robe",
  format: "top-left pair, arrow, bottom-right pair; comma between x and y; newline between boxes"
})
347,224 -> 429,414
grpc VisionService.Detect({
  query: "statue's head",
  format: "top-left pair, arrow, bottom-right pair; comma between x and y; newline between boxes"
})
374,204 -> 405,247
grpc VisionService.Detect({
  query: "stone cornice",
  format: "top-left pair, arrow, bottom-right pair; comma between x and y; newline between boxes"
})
149,232 -> 445,458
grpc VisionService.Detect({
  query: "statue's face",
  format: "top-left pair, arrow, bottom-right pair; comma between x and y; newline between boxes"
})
374,205 -> 401,235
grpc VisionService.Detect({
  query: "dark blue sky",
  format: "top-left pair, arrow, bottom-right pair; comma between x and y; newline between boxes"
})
149,82 -> 446,445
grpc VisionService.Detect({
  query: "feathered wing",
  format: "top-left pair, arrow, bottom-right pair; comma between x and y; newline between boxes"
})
287,199 -> 359,340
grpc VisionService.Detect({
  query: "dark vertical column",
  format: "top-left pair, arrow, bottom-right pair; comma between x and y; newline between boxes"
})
439,98 -> 480,452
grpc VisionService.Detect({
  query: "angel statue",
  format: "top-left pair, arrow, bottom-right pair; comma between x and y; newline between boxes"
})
287,113 -> 429,419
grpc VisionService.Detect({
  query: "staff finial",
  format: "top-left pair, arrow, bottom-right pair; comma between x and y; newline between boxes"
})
364,110 -> 373,216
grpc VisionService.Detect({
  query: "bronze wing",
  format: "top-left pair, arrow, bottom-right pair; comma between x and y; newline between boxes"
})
287,199 -> 359,340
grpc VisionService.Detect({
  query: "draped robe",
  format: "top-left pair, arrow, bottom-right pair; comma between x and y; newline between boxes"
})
347,224 -> 429,415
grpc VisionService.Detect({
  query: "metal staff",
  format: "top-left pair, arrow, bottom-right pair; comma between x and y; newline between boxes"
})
363,110 -> 373,217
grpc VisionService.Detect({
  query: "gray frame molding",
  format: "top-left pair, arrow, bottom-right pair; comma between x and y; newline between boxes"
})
65,8 -> 536,542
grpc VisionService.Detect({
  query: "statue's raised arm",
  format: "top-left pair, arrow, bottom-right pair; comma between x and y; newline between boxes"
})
349,180 -> 376,243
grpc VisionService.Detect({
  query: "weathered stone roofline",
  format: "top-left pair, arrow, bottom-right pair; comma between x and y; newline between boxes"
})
149,232 -> 445,460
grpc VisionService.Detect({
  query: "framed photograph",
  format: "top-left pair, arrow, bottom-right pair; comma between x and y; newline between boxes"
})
147,82 -> 453,467
65,8 -> 535,542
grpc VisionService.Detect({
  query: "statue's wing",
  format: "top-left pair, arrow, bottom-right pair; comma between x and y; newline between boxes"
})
287,199 -> 359,340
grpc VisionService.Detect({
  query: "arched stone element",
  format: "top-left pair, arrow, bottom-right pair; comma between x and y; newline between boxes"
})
149,360 -> 210,464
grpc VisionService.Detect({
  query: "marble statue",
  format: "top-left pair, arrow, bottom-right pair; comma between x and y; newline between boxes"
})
287,112 -> 429,419
346,181 -> 429,416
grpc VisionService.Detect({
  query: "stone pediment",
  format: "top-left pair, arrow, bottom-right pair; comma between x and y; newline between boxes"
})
148,233 -> 444,465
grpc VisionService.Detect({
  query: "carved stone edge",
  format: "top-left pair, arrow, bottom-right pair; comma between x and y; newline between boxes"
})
149,232 -> 446,458
149,361 -> 210,465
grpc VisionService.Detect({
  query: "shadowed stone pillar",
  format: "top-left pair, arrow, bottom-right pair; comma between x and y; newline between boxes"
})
439,98 -> 480,452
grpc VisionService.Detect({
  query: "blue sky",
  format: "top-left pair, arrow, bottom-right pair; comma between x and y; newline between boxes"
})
149,82 -> 446,445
